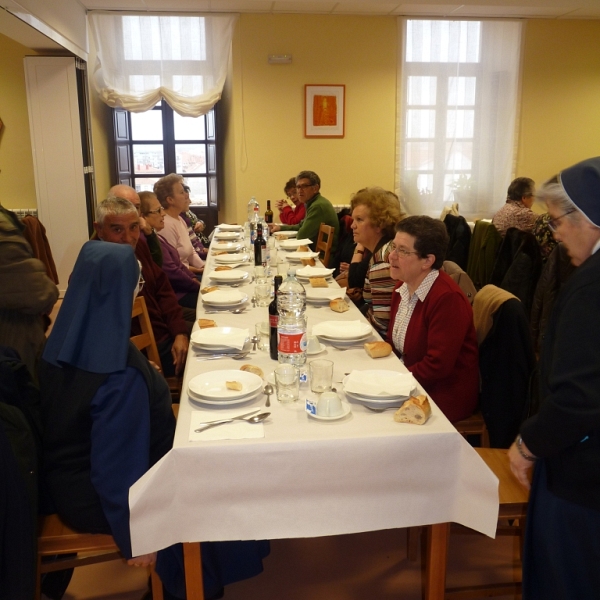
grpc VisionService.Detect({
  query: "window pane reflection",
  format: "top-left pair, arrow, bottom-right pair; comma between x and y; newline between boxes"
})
408,76 -> 437,105
174,112 -> 206,140
133,145 -> 164,174
176,144 -> 206,173
407,110 -> 436,138
131,111 -> 163,140
185,178 -> 207,206
134,177 -> 160,194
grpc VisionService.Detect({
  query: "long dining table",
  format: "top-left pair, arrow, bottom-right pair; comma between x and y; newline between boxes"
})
129,227 -> 499,600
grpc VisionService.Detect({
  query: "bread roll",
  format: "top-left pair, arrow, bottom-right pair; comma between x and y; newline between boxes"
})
226,381 -> 243,391
214,266 -> 232,271
394,395 -> 431,425
201,286 -> 219,294
309,277 -> 329,288
301,258 -> 316,266
364,341 -> 392,358
240,364 -> 264,378
297,245 -> 310,252
198,319 -> 217,329
329,298 -> 350,313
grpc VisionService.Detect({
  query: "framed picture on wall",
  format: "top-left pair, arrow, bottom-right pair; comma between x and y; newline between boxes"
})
304,85 -> 345,138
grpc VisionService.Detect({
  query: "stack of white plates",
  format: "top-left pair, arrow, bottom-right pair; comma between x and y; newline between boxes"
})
214,253 -> 250,265
191,327 -> 250,352
286,250 -> 319,262
312,321 -> 373,346
279,238 -> 313,250
188,370 -> 263,406
295,266 -> 335,282
274,231 -> 298,239
217,224 -> 244,231
342,370 -> 416,409
201,289 -> 248,308
208,269 -> 249,284
214,231 -> 243,241
212,241 -> 243,253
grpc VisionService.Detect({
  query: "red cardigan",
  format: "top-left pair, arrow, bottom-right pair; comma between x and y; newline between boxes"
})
279,203 -> 306,225
386,270 -> 479,423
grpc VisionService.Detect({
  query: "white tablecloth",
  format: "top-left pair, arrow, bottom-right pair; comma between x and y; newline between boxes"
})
129,233 -> 499,556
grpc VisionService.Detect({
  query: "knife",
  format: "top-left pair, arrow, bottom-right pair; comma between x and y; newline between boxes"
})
195,408 -> 260,427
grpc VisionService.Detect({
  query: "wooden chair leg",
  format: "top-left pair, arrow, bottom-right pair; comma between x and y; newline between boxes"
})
424,523 -> 450,600
407,526 -> 423,562
183,542 -> 204,600
149,564 -> 164,600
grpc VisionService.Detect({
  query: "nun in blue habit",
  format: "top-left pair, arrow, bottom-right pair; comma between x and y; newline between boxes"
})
39,241 -> 269,600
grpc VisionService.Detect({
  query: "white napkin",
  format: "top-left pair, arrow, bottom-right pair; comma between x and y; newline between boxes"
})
280,238 -> 313,248
313,320 -> 372,339
191,327 -> 249,351
218,223 -> 243,231
296,266 -> 335,278
306,288 -> 347,301
189,409 -> 265,441
344,370 -> 417,397
202,290 -> 246,304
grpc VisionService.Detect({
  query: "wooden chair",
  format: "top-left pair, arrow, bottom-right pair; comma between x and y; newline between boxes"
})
131,296 -> 183,401
315,223 -> 334,268
418,448 -> 529,600
36,513 -> 164,600
453,410 -> 490,448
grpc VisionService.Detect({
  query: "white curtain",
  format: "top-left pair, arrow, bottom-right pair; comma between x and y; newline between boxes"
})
397,19 -> 523,219
89,12 -> 237,117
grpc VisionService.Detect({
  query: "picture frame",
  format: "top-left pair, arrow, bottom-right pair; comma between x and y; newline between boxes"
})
304,84 -> 345,138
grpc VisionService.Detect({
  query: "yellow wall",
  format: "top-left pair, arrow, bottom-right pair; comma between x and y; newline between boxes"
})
0,33 -> 38,209
517,20 -> 600,185
223,14 -> 398,225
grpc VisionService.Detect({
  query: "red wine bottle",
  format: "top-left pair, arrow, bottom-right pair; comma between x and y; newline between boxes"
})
269,275 -> 283,360
265,200 -> 273,224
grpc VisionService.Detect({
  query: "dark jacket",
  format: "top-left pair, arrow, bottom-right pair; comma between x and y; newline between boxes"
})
490,227 -> 543,318
443,214 -> 471,271
466,220 -> 502,290
521,249 -> 600,511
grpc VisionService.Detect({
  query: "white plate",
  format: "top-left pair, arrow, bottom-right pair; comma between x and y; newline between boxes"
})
217,224 -> 244,231
306,288 -> 346,303
343,390 -> 407,410
279,238 -> 313,250
296,266 -> 335,278
212,242 -> 243,253
342,371 -> 416,400
214,231 -> 243,240
188,370 -> 263,400
319,333 -> 373,346
208,269 -> 249,283
274,231 -> 298,239
191,327 -> 249,350
305,398 -> 352,421
202,290 -> 248,306
214,253 -> 250,264
307,342 -> 327,356
188,387 -> 262,407
286,251 -> 319,261
313,321 -> 373,340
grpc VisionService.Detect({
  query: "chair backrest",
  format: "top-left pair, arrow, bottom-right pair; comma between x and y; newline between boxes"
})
131,296 -> 162,369
316,223 -> 334,268
442,261 -> 477,305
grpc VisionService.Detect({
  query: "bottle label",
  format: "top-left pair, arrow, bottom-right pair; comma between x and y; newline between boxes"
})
278,331 -> 307,354
261,247 -> 267,265
269,314 -> 278,328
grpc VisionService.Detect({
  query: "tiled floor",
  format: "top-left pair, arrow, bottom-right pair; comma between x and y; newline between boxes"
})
61,527 -> 522,600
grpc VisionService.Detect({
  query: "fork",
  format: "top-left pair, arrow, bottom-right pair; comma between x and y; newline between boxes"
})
195,351 -> 251,361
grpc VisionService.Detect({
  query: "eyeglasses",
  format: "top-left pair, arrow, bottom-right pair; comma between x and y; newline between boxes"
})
146,206 -> 164,215
548,209 -> 576,232
296,183 -> 315,190
389,243 -> 419,258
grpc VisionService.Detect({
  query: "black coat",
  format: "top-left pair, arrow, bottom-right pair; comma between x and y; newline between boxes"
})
443,214 -> 472,271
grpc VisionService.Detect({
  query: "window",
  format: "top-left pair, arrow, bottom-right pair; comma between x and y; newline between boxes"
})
113,102 -> 218,207
398,19 -> 522,219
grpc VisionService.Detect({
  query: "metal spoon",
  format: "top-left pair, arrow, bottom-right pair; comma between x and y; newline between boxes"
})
194,412 -> 270,433
263,383 -> 274,408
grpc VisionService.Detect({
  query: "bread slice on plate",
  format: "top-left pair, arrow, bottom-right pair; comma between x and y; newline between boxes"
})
329,298 -> 350,313
301,258 -> 316,266
364,341 -> 392,358
226,381 -> 243,391
394,395 -> 431,425
240,364 -> 264,378
201,286 -> 219,294
309,277 -> 329,288
214,266 -> 233,271
198,319 -> 217,329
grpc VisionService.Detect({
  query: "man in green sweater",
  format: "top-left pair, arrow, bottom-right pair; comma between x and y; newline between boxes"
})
269,170 -> 339,259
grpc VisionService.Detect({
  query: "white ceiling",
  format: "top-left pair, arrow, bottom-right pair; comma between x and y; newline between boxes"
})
79,0 -> 600,19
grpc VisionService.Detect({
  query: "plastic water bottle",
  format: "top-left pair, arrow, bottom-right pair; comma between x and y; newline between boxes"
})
247,196 -> 259,221
277,269 -> 307,369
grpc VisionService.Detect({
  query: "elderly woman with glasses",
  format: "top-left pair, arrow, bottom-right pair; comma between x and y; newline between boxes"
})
386,215 -> 479,423
140,191 -> 200,310
508,158 -> 600,600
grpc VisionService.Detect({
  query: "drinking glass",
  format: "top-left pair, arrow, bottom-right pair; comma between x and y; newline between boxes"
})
309,359 -> 334,394
274,364 -> 299,403
255,321 -> 270,351
255,277 -> 272,307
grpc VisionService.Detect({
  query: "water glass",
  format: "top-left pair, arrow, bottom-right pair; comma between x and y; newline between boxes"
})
309,359 -> 334,394
274,364 -> 299,403
255,277 -> 272,307
255,321 -> 270,351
